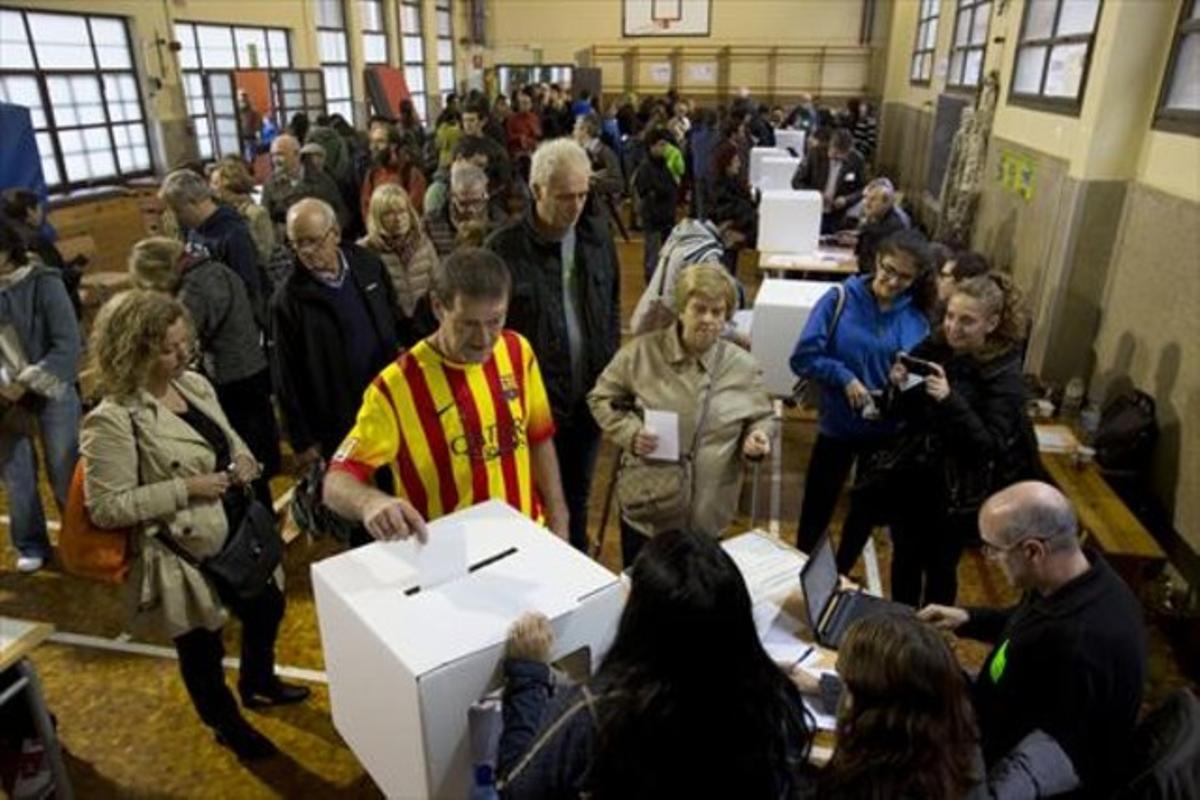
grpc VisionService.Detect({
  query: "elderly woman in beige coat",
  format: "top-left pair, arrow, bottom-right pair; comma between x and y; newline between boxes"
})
358,182 -> 438,343
589,264 -> 773,567
81,290 -> 307,761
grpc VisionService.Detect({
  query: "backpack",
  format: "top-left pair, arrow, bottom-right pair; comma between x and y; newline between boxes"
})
1094,389 -> 1158,475
629,218 -> 731,335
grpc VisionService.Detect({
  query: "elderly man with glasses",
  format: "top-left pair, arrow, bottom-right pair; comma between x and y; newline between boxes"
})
919,480 -> 1148,797
425,162 -> 501,257
269,198 -> 401,476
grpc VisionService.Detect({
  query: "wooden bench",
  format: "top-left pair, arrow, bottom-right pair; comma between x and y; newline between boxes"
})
1040,452 -> 1166,591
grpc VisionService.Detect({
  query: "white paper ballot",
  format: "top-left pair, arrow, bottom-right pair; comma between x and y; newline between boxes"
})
416,521 -> 468,589
643,409 -> 680,462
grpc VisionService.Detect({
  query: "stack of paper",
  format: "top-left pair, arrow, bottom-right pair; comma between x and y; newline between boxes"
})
1035,424 -> 1080,453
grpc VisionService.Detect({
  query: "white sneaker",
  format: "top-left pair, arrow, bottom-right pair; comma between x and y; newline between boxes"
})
16,555 -> 44,573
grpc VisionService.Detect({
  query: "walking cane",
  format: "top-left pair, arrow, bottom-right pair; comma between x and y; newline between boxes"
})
591,457 -> 621,559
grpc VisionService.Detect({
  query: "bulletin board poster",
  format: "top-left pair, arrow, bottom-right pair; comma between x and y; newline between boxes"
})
998,150 -> 1037,202
624,0 -> 712,37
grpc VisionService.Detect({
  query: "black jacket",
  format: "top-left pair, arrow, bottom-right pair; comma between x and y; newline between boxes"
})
891,338 -> 1037,516
498,659 -> 816,799
855,205 -> 909,273
189,204 -> 267,323
962,551 -> 1148,793
268,245 -> 401,457
486,212 -> 621,422
791,150 -> 866,208
634,155 -> 678,231
710,173 -> 758,241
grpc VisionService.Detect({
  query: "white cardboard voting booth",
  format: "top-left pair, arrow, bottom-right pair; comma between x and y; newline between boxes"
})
751,278 -> 833,396
774,129 -> 807,156
312,501 -> 624,799
748,146 -> 785,188
759,156 -> 800,191
756,189 -> 822,255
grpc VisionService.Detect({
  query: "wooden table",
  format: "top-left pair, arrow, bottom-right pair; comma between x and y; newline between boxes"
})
758,247 -> 858,280
1,618 -> 73,799
1040,452 -> 1166,590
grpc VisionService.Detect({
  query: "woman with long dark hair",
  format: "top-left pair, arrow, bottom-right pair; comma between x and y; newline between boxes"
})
497,529 -> 816,798
817,613 -> 980,799
793,612 -> 1079,799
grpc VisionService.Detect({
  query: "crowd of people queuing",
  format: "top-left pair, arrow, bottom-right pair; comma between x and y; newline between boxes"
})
0,81 -> 1157,799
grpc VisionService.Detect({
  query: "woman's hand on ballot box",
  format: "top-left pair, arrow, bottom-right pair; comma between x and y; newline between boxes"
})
507,612 -> 554,663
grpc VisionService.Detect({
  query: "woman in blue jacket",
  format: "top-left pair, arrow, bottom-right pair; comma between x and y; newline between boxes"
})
0,220 -> 81,573
789,229 -> 935,571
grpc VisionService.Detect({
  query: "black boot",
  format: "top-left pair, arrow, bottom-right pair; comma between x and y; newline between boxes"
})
239,679 -> 311,709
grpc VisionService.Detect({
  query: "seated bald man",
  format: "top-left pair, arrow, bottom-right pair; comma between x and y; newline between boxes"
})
919,481 -> 1148,795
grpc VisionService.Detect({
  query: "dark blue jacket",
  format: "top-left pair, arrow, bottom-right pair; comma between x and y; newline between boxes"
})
189,204 -> 265,321
789,275 -> 929,440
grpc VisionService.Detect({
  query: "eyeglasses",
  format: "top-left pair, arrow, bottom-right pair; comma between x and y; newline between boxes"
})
877,261 -> 918,286
451,194 -> 488,210
980,536 -> 1054,559
289,226 -> 335,251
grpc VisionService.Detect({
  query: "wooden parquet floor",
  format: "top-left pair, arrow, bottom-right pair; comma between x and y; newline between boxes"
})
0,232 -> 1193,798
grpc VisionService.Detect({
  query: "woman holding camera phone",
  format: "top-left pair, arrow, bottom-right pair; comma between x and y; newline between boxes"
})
884,272 -> 1037,606
789,230 -> 936,570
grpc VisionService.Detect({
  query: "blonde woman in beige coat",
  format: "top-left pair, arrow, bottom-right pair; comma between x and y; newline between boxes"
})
589,264 -> 774,568
359,182 -> 439,340
81,290 -> 307,761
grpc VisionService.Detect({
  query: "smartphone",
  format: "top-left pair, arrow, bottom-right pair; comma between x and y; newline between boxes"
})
899,353 -> 940,377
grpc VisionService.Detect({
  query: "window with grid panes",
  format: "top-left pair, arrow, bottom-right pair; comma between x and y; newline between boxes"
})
174,22 -> 291,160
0,7 -> 152,191
315,0 -> 354,120
1155,0 -> 1200,135
435,0 -> 456,102
948,0 -> 991,89
910,0 -> 940,85
1010,0 -> 1102,112
360,0 -> 390,65
398,0 -> 428,121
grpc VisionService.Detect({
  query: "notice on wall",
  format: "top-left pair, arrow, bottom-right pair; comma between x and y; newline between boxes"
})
648,62 -> 673,84
997,150 -> 1037,202
687,62 -> 716,83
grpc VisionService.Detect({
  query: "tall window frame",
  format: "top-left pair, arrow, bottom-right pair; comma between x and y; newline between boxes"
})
435,0 -> 456,103
910,0 -> 940,86
398,0 -> 428,122
947,0 -> 991,90
360,0 -> 390,65
0,6 -> 153,192
1154,0 -> 1200,136
175,21 -> 292,161
315,0 -> 354,121
1009,0 -> 1103,115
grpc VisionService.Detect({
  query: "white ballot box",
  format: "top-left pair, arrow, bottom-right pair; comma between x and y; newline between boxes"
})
757,189 -> 822,255
748,146 -> 785,188
759,156 -> 800,191
751,278 -> 834,396
313,501 -> 624,799
774,129 -> 807,157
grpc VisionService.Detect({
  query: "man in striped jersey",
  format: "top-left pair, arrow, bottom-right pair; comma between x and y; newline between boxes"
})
323,247 -> 569,542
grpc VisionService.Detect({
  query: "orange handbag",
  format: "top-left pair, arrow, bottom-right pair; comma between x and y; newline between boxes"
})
59,459 -> 131,583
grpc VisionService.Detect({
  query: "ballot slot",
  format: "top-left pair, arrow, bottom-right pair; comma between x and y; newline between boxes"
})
403,546 -> 520,596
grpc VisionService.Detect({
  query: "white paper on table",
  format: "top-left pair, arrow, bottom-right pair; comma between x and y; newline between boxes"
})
416,521 -> 468,589
760,612 -> 815,667
643,409 -> 680,462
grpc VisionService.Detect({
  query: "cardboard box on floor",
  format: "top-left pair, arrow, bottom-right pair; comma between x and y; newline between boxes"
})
312,501 -> 624,799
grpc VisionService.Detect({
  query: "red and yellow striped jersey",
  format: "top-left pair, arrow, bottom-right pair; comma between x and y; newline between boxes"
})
329,330 -> 556,522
